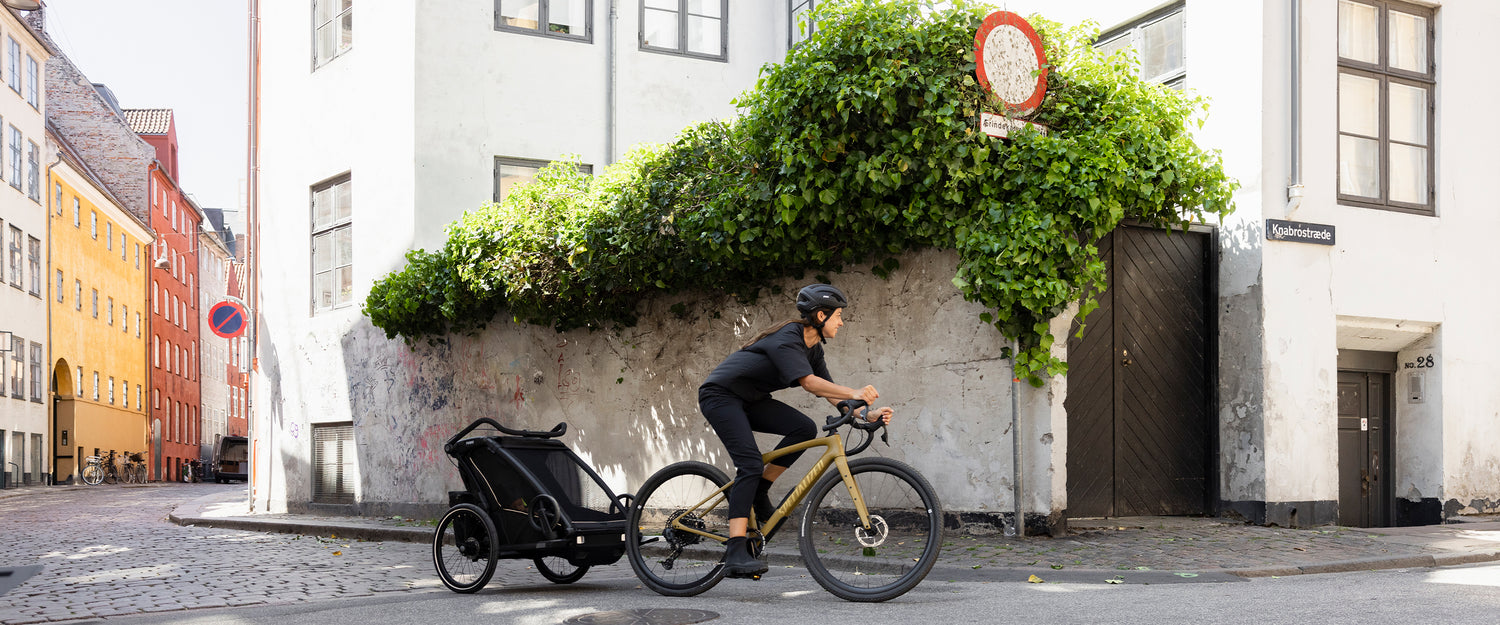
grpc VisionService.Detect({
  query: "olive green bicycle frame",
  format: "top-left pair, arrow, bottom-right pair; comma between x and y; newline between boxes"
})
666,433 -> 872,545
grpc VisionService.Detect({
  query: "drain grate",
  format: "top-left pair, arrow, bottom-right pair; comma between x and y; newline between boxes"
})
563,608 -> 719,625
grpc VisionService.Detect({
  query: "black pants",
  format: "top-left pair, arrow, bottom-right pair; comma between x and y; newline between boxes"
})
698,385 -> 817,520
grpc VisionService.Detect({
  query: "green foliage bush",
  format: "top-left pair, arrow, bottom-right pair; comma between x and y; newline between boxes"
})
362,0 -> 1236,384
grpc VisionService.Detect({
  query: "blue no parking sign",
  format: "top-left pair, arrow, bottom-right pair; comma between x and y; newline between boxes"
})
209,301 -> 248,338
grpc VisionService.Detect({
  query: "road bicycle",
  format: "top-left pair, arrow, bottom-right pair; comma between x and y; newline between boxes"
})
122,452 -> 148,484
625,400 -> 943,603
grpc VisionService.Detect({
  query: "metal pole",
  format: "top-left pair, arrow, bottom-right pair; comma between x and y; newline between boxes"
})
1010,339 -> 1023,537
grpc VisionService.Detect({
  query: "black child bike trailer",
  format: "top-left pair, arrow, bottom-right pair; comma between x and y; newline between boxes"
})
432,417 -> 633,592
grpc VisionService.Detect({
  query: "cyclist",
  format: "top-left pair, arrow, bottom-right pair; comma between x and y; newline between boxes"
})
697,283 -> 894,578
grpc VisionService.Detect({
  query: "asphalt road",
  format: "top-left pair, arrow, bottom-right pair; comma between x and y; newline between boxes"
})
4,484 -> 1499,625
83,562 -> 1500,625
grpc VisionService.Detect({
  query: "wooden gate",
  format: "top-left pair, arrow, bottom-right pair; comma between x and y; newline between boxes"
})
1065,225 -> 1214,517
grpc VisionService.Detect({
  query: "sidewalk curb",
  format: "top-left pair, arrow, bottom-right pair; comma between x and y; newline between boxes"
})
1224,551 -> 1500,578
168,512 -> 432,544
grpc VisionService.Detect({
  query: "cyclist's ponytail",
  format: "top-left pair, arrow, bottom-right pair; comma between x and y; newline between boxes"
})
740,319 -> 804,350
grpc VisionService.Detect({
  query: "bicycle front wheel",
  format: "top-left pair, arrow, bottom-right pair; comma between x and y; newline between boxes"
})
122,465 -> 136,484
135,465 -> 148,483
82,466 -> 103,486
799,457 -> 943,602
626,461 -> 730,597
432,503 -> 498,593
103,469 -> 118,485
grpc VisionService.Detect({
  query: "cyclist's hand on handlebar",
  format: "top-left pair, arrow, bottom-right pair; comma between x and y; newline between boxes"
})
862,406 -> 894,425
852,385 -> 880,404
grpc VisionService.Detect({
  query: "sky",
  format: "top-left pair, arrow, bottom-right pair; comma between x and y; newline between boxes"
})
39,0 -> 249,231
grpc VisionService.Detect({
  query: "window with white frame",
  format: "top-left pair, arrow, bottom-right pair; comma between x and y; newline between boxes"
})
26,235 -> 38,296
91,371 -> 98,401
641,0 -> 726,60
106,222 -> 113,250
54,269 -> 61,302
7,225 -> 18,287
25,54 -> 36,108
314,0 -> 354,68
90,211 -> 97,240
108,376 -> 115,404
790,0 -> 816,47
5,37 -> 17,93
72,197 -> 79,227
496,0 -> 592,41
1337,0 -> 1434,213
312,175 -> 353,312
91,288 -> 98,318
28,342 -> 40,402
494,157 -> 593,204
1096,4 -> 1185,88
74,279 -> 80,310
9,335 -> 22,398
52,183 -> 59,214
26,140 -> 37,200
108,296 -> 114,326
8,126 -> 19,187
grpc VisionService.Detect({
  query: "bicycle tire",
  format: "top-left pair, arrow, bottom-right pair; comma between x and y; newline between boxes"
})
136,465 -> 148,483
82,465 -> 103,486
432,503 -> 499,593
534,557 -> 588,584
626,461 -> 731,597
104,468 -> 118,485
122,465 -> 136,484
799,457 -> 943,602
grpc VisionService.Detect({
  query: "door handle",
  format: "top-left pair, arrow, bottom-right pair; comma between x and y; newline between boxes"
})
1121,349 -> 1132,367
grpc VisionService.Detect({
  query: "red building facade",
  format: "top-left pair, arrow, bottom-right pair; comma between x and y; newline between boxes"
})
145,166 -> 201,481
130,109 -> 202,481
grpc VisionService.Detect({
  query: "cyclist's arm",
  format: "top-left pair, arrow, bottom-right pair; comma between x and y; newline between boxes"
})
795,374 -> 876,403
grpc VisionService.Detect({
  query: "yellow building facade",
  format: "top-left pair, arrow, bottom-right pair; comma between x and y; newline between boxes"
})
47,129 -> 151,482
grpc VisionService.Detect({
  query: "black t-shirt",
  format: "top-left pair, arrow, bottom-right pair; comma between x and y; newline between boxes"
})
701,322 -> 832,401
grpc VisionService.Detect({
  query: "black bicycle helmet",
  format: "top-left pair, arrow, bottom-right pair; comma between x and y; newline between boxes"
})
796,284 -> 848,343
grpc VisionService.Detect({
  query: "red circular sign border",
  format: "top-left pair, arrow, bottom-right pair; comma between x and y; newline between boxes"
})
209,301 -> 248,339
974,11 -> 1049,116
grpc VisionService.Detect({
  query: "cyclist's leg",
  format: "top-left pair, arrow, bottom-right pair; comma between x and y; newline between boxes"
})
699,389 -> 762,529
743,399 -> 817,521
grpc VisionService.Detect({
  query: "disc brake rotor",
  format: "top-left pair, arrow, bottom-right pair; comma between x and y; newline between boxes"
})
855,514 -> 889,548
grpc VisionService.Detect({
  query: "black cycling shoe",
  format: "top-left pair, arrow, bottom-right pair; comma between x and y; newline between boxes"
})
723,536 -> 768,578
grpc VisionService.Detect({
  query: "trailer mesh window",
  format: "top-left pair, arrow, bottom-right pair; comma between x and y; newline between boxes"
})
312,423 -> 356,504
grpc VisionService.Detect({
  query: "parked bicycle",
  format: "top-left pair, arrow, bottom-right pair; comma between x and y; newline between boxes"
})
183,458 -> 203,483
122,452 -> 148,484
81,454 -> 104,486
625,399 -> 943,603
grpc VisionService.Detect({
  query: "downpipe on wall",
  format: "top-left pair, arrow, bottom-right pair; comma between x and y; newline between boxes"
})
1010,339 -> 1023,537
1287,0 -> 1304,215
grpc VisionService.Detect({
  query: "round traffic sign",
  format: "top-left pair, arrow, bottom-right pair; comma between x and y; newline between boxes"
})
974,11 -> 1049,117
209,301 -> 248,339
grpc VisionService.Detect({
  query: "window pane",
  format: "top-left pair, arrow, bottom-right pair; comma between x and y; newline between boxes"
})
791,4 -> 813,45
1339,135 -> 1380,198
688,0 -> 720,18
315,0 -> 335,24
687,15 -> 721,55
313,232 -> 333,272
315,271 -> 333,309
313,187 -> 333,228
336,266 -> 354,305
1096,34 -> 1131,59
1338,0 -> 1378,64
502,0 -> 541,29
1338,73 -> 1379,137
340,11 -> 353,52
334,180 -> 352,221
1389,143 -> 1427,204
335,225 -> 353,266
1389,11 -> 1426,73
1389,83 -> 1427,145
643,8 -> 680,49
317,23 -> 336,63
498,163 -> 540,202
1139,12 -> 1183,81
549,0 -> 588,35
644,0 -> 676,8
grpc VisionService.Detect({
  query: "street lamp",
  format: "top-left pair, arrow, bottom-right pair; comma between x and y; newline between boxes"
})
153,231 -> 199,270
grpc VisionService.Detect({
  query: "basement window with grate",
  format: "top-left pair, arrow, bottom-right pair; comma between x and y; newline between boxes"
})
313,423 -> 357,504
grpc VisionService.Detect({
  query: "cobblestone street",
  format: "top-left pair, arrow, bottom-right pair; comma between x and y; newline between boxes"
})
1,484 -> 490,624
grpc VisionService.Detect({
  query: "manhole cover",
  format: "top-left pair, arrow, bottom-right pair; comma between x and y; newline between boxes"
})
563,608 -> 719,625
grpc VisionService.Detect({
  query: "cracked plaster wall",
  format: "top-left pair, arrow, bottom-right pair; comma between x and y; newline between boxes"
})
259,249 -> 1066,518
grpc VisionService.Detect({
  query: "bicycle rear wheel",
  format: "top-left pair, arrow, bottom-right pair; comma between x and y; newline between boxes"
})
82,466 -> 103,486
432,503 -> 499,593
799,457 -> 943,602
103,468 -> 118,485
626,461 -> 730,597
